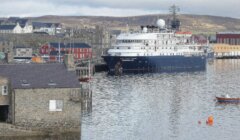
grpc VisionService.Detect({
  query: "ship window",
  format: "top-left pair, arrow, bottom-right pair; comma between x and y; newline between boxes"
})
117,47 -> 119,49
128,47 -> 130,49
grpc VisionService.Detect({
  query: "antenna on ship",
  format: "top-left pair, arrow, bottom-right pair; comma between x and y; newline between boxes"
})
169,4 -> 181,31
126,24 -> 129,33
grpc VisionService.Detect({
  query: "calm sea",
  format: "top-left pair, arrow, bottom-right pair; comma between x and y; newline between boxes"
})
81,59 -> 240,140
2,59 -> 240,140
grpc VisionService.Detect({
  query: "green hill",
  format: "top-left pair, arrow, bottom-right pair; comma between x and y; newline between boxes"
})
29,14 -> 240,33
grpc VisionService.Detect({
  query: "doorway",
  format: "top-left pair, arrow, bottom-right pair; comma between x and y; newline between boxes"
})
0,105 -> 9,122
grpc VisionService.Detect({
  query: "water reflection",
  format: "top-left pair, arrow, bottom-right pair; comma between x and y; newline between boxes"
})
168,77 -> 182,138
82,59 -> 240,140
81,82 -> 93,116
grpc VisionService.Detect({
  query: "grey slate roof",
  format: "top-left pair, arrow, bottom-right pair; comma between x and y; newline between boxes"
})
0,25 -> 16,30
32,22 -> 60,28
0,64 -> 80,89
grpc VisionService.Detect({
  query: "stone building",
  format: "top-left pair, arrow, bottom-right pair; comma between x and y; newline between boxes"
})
0,77 -> 10,122
0,63 -> 82,130
0,40 -> 14,63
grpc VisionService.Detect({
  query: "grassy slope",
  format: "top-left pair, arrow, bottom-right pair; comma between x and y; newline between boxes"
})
28,14 -> 240,33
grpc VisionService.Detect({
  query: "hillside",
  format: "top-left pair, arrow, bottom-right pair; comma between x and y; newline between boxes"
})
29,14 -> 240,33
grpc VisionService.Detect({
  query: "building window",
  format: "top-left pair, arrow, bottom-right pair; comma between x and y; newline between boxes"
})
49,100 -> 63,111
2,86 -> 8,95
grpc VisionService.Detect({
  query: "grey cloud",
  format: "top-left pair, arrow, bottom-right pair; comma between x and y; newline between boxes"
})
0,0 -> 239,18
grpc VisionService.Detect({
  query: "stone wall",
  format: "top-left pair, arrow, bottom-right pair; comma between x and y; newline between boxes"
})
12,88 -> 81,130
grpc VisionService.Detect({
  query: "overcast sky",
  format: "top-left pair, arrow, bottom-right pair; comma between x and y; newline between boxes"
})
0,0 -> 239,18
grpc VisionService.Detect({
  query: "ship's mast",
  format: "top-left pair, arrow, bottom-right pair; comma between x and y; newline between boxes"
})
169,5 -> 180,21
169,4 -> 181,31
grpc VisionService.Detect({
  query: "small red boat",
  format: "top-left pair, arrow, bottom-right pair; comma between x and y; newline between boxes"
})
216,96 -> 240,103
79,77 -> 91,82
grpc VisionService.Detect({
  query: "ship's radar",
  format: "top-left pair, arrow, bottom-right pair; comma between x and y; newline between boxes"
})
156,19 -> 165,29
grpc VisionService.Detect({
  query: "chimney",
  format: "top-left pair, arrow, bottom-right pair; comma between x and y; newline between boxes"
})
64,54 -> 75,71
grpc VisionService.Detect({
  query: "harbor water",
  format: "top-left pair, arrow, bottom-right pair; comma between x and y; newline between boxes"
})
82,59 -> 240,140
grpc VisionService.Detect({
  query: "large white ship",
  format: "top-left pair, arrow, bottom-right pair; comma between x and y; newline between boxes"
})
102,6 -> 208,75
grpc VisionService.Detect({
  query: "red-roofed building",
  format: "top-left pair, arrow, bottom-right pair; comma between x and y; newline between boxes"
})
216,32 -> 240,45
39,42 -> 92,62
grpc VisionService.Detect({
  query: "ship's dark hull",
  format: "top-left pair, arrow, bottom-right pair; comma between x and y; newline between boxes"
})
102,55 -> 206,75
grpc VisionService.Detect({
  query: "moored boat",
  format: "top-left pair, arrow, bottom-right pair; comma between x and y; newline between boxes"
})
216,96 -> 240,103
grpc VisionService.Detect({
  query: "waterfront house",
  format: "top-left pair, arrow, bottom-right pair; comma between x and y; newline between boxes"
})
214,32 -> 240,58
0,23 -> 22,34
216,32 -> 240,45
0,62 -> 82,130
0,18 -> 33,34
49,50 -> 66,62
40,42 -> 92,62
32,22 -> 63,35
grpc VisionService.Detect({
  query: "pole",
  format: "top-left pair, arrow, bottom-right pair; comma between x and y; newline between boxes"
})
88,60 -> 91,79
58,40 -> 61,63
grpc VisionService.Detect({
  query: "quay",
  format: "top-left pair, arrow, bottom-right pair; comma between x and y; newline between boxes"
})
75,58 -> 107,81
213,44 -> 240,59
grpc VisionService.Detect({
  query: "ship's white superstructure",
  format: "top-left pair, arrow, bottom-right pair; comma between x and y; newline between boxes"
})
108,19 -> 205,57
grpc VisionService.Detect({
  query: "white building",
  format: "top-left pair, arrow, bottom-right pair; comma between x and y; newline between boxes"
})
21,22 -> 33,33
32,22 -> 62,35
0,18 -> 33,34
0,23 -> 22,34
